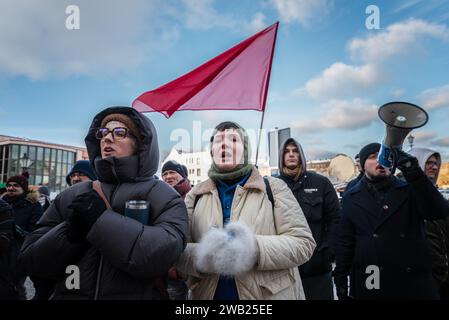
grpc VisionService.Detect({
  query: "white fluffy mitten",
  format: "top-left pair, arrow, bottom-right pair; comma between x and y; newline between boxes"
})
195,222 -> 258,276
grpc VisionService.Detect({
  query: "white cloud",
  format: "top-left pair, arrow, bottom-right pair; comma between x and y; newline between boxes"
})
392,88 -> 406,98
182,0 -> 236,30
420,84 -> 449,110
304,63 -> 385,100
434,137 -> 449,147
248,12 -> 268,33
0,0 -> 181,80
299,19 -> 449,101
269,0 -> 332,26
291,99 -> 378,133
348,19 -> 449,64
408,131 -> 438,144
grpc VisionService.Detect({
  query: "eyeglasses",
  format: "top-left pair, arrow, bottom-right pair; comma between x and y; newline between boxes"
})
69,172 -> 87,179
425,161 -> 439,168
95,127 -> 130,140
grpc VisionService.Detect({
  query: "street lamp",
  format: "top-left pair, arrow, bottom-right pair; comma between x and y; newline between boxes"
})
407,134 -> 415,151
20,153 -> 33,175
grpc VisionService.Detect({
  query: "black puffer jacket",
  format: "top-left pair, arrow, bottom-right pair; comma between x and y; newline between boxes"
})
278,138 -> 341,277
19,107 -> 188,300
2,191 -> 43,232
0,199 -> 20,299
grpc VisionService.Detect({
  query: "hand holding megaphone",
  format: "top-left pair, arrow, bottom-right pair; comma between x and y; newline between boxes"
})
378,102 -> 428,171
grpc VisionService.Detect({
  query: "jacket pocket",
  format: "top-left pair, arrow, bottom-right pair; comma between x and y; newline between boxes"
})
258,270 -> 295,297
301,196 -> 323,223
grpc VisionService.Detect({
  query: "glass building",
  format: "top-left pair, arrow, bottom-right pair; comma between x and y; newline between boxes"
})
0,135 -> 87,194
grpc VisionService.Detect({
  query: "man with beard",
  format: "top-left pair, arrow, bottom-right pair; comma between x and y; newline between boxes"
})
334,143 -> 449,299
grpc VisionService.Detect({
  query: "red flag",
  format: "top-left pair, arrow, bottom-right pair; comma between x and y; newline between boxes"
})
133,22 -> 279,118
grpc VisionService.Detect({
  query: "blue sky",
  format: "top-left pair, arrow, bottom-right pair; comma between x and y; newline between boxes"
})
1,0 -> 449,161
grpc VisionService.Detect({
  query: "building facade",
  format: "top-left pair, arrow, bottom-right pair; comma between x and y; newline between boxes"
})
0,135 -> 87,193
161,148 -> 213,186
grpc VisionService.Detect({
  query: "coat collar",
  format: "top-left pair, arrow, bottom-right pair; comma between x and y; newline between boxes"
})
348,176 -> 408,230
191,166 -> 265,197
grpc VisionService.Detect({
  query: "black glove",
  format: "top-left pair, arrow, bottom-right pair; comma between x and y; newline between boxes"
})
66,190 -> 106,243
396,149 -> 421,181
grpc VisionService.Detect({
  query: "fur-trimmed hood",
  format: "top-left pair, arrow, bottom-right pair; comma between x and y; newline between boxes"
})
2,189 -> 40,205
25,189 -> 40,204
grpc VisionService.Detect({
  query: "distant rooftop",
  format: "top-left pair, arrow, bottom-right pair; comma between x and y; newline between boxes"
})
0,134 -> 85,151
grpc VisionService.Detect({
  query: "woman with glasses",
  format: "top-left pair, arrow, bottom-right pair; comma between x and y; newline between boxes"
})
20,106 -> 188,300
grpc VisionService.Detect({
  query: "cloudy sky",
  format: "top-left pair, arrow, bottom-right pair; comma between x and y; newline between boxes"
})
1,0 -> 449,161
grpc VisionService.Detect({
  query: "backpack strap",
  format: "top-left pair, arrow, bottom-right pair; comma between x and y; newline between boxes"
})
193,194 -> 203,210
92,180 -> 112,209
263,176 -> 275,210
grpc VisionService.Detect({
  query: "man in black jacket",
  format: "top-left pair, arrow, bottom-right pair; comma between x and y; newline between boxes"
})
334,143 -> 449,299
278,138 -> 340,300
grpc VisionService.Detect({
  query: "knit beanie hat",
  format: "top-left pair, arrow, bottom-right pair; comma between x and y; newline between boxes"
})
66,160 -> 98,185
100,113 -> 142,146
38,185 -> 50,196
162,160 -> 188,179
359,143 -> 381,171
7,175 -> 29,191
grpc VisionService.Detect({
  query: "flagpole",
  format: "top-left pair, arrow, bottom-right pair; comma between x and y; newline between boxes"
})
255,21 -> 278,168
255,109 -> 266,167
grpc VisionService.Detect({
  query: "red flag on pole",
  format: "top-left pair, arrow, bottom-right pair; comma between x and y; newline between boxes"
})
133,22 -> 279,118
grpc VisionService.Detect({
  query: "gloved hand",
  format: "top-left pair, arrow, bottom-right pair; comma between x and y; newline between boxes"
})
66,190 -> 106,243
195,222 -> 258,276
396,149 -> 421,181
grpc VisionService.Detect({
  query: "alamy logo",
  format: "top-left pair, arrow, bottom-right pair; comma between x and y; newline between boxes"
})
65,265 -> 80,290
65,5 -> 80,30
365,5 -> 380,30
365,265 -> 380,290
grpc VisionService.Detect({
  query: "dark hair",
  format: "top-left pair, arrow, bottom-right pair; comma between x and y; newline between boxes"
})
210,121 -> 241,143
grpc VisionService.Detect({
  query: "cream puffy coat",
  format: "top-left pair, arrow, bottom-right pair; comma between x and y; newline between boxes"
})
176,167 -> 316,300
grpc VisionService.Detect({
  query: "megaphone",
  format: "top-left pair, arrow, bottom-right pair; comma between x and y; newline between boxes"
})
378,101 -> 428,168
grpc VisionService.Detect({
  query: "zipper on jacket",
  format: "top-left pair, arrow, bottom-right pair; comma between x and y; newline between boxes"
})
93,165 -> 120,300
93,255 -> 104,300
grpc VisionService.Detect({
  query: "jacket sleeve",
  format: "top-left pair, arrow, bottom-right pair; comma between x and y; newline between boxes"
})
27,202 -> 44,232
175,189 -> 205,278
0,200 -> 14,254
333,198 -> 356,290
86,181 -> 188,278
425,220 -> 448,287
322,178 -> 341,253
254,177 -> 316,271
19,193 -> 88,279
406,169 -> 449,220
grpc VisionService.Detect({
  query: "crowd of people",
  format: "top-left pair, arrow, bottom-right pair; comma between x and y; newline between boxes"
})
1,106 -> 448,300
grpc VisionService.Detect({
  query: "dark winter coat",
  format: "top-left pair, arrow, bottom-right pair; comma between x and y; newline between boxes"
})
19,107 -> 188,300
2,191 -> 43,232
334,171 -> 449,299
0,198 -> 20,299
278,138 -> 340,277
426,218 -> 449,287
